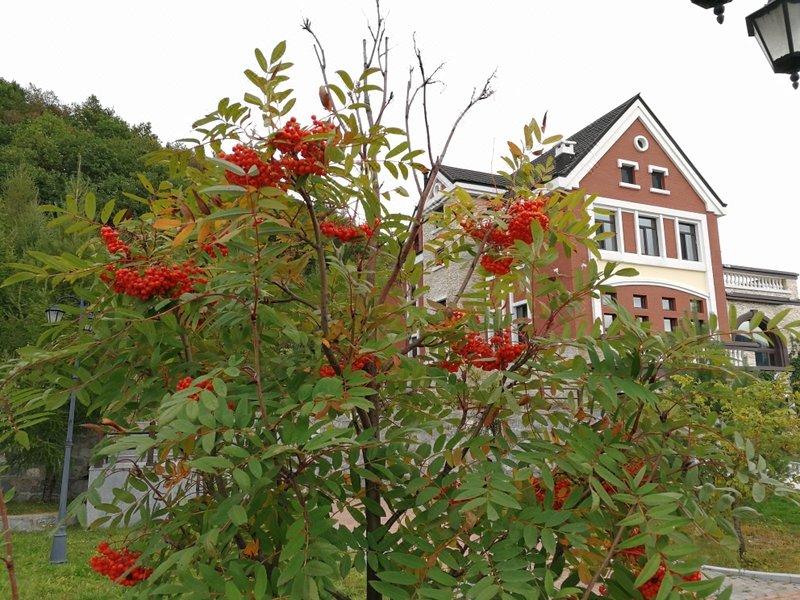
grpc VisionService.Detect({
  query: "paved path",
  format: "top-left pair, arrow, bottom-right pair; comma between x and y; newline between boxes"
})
717,573 -> 800,599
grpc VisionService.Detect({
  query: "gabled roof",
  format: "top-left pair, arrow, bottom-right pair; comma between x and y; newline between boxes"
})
535,95 -> 640,177
437,165 -> 509,189
437,95 -> 726,214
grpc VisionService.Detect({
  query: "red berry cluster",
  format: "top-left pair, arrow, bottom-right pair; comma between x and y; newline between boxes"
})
462,198 -> 548,275
438,360 -> 462,373
101,260 -> 207,301
319,353 -> 376,378
89,542 -> 152,587
479,254 -> 514,275
176,376 -> 234,409
320,218 -> 380,243
218,117 -> 335,190
636,564 -> 702,600
506,199 -> 549,244
99,227 -> 207,301
531,477 -> 572,510
219,144 -> 287,189
271,116 -> 335,177
100,226 -> 130,257
451,329 -> 525,371
201,235 -> 229,259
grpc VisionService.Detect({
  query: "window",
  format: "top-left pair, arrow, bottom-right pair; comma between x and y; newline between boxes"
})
512,302 -> 529,343
663,317 -> 678,332
618,159 -> 640,189
689,299 -> 704,313
648,165 -> 669,193
594,210 -> 618,251
638,216 -> 660,256
433,297 -> 447,308
651,170 -> 665,189
662,297 -> 675,311
678,222 -> 700,262
636,315 -> 649,323
602,292 -> 617,308
603,313 -> 616,329
633,295 -> 647,309
620,164 -> 636,184
409,334 -> 419,358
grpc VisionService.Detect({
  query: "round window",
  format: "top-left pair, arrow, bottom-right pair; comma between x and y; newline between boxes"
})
634,135 -> 649,152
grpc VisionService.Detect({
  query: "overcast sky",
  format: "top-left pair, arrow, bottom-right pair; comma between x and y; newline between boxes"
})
3,1 -> 798,273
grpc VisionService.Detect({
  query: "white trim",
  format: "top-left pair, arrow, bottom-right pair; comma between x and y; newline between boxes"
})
591,206 -> 624,253
606,278 -> 711,299
619,182 -> 641,190
617,159 -> 639,170
648,165 -> 670,194
560,99 -> 726,216
594,196 -> 709,268
634,135 -> 649,152
510,299 -> 530,343
593,196 -> 708,220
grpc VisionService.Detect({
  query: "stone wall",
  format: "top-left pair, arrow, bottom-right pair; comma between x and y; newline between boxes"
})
0,429 -> 99,502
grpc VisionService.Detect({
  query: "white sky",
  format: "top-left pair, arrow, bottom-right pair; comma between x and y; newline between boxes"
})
3,1 -> 799,273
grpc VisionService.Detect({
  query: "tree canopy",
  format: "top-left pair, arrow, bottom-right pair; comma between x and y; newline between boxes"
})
0,78 -> 166,211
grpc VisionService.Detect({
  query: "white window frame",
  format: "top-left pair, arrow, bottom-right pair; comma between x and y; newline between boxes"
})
648,165 -> 670,195
511,300 -> 530,343
676,220 -> 701,262
594,207 -> 621,252
636,212 -> 663,258
617,159 -> 641,190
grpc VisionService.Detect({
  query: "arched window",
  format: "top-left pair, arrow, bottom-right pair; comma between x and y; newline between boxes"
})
735,311 -> 788,368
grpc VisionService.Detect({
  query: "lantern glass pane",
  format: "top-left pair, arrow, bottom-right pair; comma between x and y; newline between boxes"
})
789,3 -> 800,53
756,4 -> 790,63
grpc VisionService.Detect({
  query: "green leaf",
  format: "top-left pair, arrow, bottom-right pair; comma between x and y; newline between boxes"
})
752,481 -> 766,503
378,571 -> 418,585
270,41 -> 287,64
228,504 -> 248,526
633,553 -> 663,588
369,580 -> 410,600
84,192 -> 96,220
255,48 -> 268,72
100,199 -> 115,223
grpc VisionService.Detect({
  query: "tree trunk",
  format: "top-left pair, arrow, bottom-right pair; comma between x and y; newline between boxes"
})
0,488 -> 20,600
733,515 -> 747,564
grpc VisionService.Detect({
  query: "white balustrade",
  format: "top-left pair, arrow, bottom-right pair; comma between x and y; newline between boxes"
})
723,270 -> 790,295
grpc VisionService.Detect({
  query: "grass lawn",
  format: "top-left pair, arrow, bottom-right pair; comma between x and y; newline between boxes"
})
697,494 -> 800,573
0,527 -> 128,600
5,501 -> 58,515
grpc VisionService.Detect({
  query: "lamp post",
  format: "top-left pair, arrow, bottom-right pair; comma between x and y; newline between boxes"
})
45,296 -> 87,565
691,0 -> 800,88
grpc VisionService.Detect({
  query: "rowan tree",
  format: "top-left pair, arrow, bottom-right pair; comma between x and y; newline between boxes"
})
1,7 -> 797,600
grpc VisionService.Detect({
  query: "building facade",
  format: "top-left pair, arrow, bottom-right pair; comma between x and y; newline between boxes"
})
422,95 -> 732,336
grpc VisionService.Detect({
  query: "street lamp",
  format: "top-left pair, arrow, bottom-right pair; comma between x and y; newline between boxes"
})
44,296 -> 87,564
746,0 -> 800,89
691,0 -> 800,88
691,0 -> 733,23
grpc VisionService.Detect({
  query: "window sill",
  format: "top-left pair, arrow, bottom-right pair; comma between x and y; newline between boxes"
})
650,188 -> 671,195
619,182 -> 641,190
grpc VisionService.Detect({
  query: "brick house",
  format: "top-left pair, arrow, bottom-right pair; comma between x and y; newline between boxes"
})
421,94 -> 732,336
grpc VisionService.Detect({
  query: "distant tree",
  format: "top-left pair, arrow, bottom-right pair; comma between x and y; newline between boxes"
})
0,167 -> 50,357
0,79 -> 168,211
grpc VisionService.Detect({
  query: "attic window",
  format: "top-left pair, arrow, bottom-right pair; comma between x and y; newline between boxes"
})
617,159 -> 640,189
633,135 -> 649,152
621,165 -> 636,184
648,165 -> 670,194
